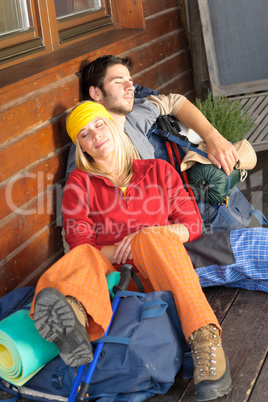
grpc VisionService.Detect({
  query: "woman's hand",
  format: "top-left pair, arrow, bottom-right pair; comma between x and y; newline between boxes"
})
114,232 -> 139,264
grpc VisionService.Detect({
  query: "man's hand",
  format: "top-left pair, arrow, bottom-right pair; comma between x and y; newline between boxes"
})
174,98 -> 239,175
206,133 -> 238,175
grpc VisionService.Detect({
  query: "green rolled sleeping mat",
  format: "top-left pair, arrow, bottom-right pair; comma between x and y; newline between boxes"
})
0,307 -> 59,386
189,162 -> 242,204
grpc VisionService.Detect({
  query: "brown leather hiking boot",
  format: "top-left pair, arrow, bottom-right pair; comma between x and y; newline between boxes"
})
66,295 -> 88,327
34,288 -> 93,367
188,324 -> 232,401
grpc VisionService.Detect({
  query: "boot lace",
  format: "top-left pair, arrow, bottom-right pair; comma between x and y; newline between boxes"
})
189,326 -> 221,378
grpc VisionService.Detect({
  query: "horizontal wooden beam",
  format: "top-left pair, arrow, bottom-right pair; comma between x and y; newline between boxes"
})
0,147 -> 69,220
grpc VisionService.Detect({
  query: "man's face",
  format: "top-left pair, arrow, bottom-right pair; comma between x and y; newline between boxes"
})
99,64 -> 135,116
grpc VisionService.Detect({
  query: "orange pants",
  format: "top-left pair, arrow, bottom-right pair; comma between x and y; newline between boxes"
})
30,228 -> 220,342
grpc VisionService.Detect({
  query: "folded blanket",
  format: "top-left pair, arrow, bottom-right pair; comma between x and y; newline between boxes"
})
0,307 -> 59,386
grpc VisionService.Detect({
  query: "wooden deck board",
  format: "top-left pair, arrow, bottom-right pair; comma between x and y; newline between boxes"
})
245,97 -> 266,121
149,288 -> 268,402
249,355 -> 268,401
247,108 -> 268,142
216,290 -> 268,401
232,92 -> 268,151
148,287 -> 238,401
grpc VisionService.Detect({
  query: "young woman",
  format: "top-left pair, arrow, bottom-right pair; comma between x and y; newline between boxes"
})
31,101 -> 232,401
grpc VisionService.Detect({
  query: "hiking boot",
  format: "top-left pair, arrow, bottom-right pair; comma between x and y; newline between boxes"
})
188,324 -> 232,401
66,295 -> 88,327
34,287 -> 93,367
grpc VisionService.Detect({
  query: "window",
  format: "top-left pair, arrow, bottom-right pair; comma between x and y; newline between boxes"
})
0,0 -> 117,69
0,0 -> 43,65
55,0 -> 103,18
54,0 -> 112,44
0,0 -> 33,36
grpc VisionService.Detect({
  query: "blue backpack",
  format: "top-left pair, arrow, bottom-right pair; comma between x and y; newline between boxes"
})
198,186 -> 268,232
134,85 -> 268,232
0,286 -> 190,402
83,290 -> 188,402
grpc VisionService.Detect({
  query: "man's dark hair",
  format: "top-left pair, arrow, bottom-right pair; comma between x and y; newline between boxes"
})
81,55 -> 133,100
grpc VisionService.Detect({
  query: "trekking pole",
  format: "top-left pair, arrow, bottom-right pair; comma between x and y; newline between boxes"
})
68,264 -> 133,402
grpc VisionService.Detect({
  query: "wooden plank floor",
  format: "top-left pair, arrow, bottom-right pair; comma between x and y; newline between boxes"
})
149,149 -> 268,402
1,151 -> 268,402
232,92 -> 268,152
149,288 -> 268,402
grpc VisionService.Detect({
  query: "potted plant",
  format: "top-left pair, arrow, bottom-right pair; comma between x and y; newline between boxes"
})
195,94 -> 255,142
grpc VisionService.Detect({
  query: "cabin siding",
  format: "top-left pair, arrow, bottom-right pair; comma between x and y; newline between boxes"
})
0,0 -> 194,296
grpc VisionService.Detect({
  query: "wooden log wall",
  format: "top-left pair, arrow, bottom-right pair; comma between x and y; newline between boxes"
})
0,0 -> 194,296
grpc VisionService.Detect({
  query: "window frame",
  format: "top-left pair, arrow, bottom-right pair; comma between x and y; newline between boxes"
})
0,0 -> 145,70
0,0 -> 43,56
56,1 -> 113,44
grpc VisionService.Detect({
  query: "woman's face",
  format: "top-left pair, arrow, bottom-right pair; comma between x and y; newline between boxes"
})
77,117 -> 115,162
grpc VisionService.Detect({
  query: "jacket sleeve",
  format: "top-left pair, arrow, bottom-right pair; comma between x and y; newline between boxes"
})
62,172 -> 100,250
163,162 -> 202,242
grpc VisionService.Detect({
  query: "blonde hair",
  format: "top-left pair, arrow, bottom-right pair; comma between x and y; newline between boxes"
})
75,116 -> 140,186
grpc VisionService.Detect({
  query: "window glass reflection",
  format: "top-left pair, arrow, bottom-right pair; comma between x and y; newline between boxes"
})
54,0 -> 103,19
0,0 -> 33,36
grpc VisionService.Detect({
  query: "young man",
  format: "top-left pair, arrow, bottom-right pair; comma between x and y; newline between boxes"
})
65,55 -> 238,180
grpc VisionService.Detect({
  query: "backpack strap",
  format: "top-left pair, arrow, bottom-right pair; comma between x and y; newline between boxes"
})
218,205 -> 236,224
0,383 -> 19,402
155,128 -> 208,158
171,142 -> 204,224
164,138 -> 204,225
115,290 -> 146,298
165,141 -> 176,169
95,299 -> 169,345
0,396 -> 19,402
250,209 -> 268,225
93,336 -> 130,345
140,299 -> 168,319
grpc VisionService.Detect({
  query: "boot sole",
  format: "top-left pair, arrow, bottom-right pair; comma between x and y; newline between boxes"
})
34,287 -> 93,367
195,355 -> 233,401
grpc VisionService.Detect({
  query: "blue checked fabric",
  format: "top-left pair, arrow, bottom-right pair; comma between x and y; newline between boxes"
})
196,228 -> 268,292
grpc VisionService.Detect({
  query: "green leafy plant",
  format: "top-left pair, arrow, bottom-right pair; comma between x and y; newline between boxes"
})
195,94 -> 255,142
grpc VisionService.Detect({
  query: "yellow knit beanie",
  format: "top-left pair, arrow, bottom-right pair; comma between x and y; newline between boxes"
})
66,101 -> 112,144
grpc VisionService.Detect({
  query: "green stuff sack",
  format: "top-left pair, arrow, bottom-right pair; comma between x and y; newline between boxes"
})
189,162 -> 241,204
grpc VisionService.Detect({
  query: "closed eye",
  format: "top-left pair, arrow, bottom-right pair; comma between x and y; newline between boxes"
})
79,128 -> 92,138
